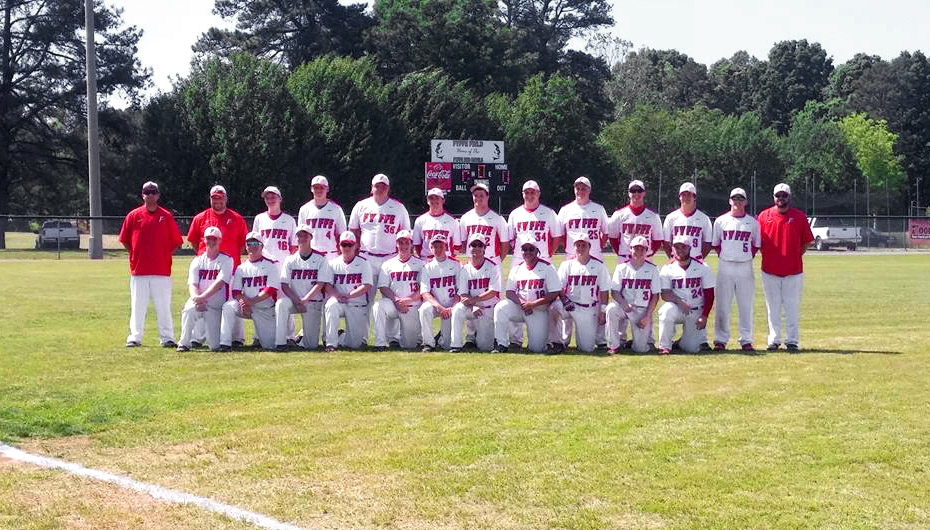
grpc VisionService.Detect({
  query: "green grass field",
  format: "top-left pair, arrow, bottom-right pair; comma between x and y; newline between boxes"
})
1,249 -> 929,529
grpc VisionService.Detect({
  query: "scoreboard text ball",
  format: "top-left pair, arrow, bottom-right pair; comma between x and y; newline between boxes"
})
425,162 -> 511,194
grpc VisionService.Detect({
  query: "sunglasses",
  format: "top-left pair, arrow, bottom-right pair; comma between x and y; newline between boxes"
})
629,188 -> 644,194
731,196 -> 746,202
340,242 -> 355,247
142,190 -> 159,195
245,241 -> 262,247
774,193 -> 789,199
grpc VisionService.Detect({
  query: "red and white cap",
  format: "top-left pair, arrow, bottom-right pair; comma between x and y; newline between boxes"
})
517,233 -> 539,250
262,185 -> 281,198
295,224 -> 313,235
774,183 -> 791,195
730,187 -> 747,198
210,185 -> 227,198
339,231 -> 357,244
204,226 -> 222,239
429,233 -> 448,246
311,175 -> 329,188
679,182 -> 696,195
245,231 -> 262,243
522,180 -> 540,192
470,182 -> 489,193
467,233 -> 486,247
141,181 -> 159,192
426,187 -> 444,198
672,234 -> 691,246
395,229 -> 413,241
628,180 -> 645,191
371,173 -> 390,186
630,235 -> 649,249
574,176 -> 591,188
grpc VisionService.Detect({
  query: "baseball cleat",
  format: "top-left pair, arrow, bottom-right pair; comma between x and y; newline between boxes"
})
490,343 -> 508,353
660,348 -> 671,355
713,342 -> 726,351
125,341 -> 141,348
190,341 -> 203,348
175,345 -> 190,352
786,343 -> 800,353
767,343 -> 780,351
606,347 -> 618,356
373,346 -> 387,352
448,347 -> 461,353
741,343 -> 755,352
324,346 -> 336,352
388,340 -> 401,349
161,340 -> 177,348
217,345 -> 232,352
699,342 -> 712,351
546,343 -> 565,355
624,340 -> 633,349
231,340 -> 245,348
274,345 -> 290,353
286,338 -> 299,348
251,338 -> 261,349
463,341 -> 478,350
421,345 -> 434,352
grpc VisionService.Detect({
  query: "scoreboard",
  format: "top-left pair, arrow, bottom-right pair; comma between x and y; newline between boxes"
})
424,162 -> 511,195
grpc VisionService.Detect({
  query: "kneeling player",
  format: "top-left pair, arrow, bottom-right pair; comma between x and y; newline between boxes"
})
450,234 -> 501,352
549,238 -> 610,353
275,225 -> 332,351
657,234 -> 715,354
492,237 -> 561,353
372,230 -> 424,350
178,227 -> 233,352
418,234 -> 462,351
323,232 -> 372,351
220,232 -> 280,350
606,236 -> 660,354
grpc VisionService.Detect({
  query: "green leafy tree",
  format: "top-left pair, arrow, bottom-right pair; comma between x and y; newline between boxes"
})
780,102 -> 858,195
758,39 -> 833,133
707,51 -> 764,116
598,104 -> 681,200
606,49 -> 711,118
838,112 -> 906,213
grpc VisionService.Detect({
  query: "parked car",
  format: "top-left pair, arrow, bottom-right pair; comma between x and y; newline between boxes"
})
808,217 -> 862,251
861,227 -> 897,247
35,220 -> 80,249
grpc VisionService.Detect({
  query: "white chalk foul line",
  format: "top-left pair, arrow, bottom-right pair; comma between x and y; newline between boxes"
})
0,443 -> 307,530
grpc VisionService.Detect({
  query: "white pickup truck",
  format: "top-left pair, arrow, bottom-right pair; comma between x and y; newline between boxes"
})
35,220 -> 80,249
808,217 -> 861,251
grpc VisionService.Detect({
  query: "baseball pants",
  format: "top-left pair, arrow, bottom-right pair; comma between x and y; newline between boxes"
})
714,260 -> 755,346
549,302 -> 599,352
220,301 -> 276,349
658,303 -> 703,353
372,298 -> 421,349
494,299 -> 550,353
178,299 -> 222,350
324,298 -> 369,349
275,298 -> 323,349
605,302 -> 652,353
419,304 -> 453,349
127,275 -> 175,345
194,309 -> 243,344
761,272 -> 803,347
450,303 -> 495,350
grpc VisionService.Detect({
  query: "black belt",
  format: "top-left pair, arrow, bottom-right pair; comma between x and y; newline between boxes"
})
362,250 -> 394,257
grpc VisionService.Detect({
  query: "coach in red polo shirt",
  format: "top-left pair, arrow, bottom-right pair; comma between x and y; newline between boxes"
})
187,185 -> 248,268
119,181 -> 184,347
758,183 -> 814,352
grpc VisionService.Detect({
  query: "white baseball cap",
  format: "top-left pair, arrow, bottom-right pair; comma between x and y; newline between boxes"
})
210,185 -> 227,197
679,182 -> 696,195
311,175 -> 329,188
372,173 -> 390,186
262,185 -> 281,198
574,176 -> 591,188
628,180 -> 645,191
522,180 -> 540,192
245,231 -> 262,243
573,238 -> 591,247
339,231 -> 357,244
204,226 -> 222,239
672,234 -> 691,246
774,183 -> 791,195
427,187 -> 444,198
467,233 -> 486,247
295,224 -> 313,235
730,187 -> 747,198
471,182 -> 489,193
429,233 -> 448,246
141,181 -> 159,192
395,229 -> 412,241
517,234 -> 538,250
630,235 -> 649,249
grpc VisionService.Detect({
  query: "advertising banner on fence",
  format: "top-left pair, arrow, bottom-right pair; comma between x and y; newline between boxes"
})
908,219 -> 930,244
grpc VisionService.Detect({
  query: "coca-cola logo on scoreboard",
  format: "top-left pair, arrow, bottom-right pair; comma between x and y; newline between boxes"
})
425,162 -> 452,191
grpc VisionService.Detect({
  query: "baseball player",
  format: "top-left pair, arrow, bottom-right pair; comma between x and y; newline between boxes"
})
418,234 -> 462,351
372,230 -> 424,350
323,231 -> 373,351
608,180 -> 665,259
118,181 -> 184,348
449,234 -> 501,352
548,238 -> 611,353
711,187 -> 761,351
177,226 -> 233,352
459,182 -> 510,263
297,175 -> 347,257
275,225 -> 333,351
508,180 -> 564,260
348,173 -> 411,292
412,188 -> 461,258
492,236 -> 561,353
657,235 -> 716,354
219,232 -> 281,351
252,186 -> 297,264
605,236 -> 661,354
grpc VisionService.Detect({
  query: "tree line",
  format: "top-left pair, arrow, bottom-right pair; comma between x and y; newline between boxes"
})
2,0 -> 926,248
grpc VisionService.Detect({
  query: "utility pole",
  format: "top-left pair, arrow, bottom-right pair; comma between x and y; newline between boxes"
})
85,0 -> 103,259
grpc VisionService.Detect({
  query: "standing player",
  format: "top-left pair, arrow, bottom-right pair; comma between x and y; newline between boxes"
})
449,234 -> 501,352
459,182 -> 510,263
348,173 -> 411,292
508,180 -> 564,260
372,230 -> 424,350
177,227 -> 233,352
608,180 -> 665,259
558,177 -> 609,258
418,235 -> 462,352
657,235 -> 716,354
275,225 -> 333,351
219,232 -> 280,351
297,175 -> 346,257
252,186 -> 297,264
605,236 -> 661,354
323,232 -> 373,351
118,181 -> 184,347
187,185 -> 248,267
412,188 -> 461,258
492,237 -> 562,353
757,183 -> 814,352
711,187 -> 761,351
548,239 -> 611,353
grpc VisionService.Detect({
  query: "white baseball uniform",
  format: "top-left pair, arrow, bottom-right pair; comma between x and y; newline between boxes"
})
372,255 -> 425,349
658,259 -> 715,353
459,209 -> 510,263
608,206 -> 664,257
663,208 -> 713,259
297,200 -> 347,257
493,259 -> 561,353
276,251 -> 333,349
348,196 -> 411,281
558,200 -> 609,258
606,259 -> 661,353
451,258 -> 501,350
412,211 -> 461,258
712,212 -> 761,346
324,255 -> 373,349
550,256 -> 611,352
179,252 -> 234,351
252,212 -> 297,264
221,257 -> 281,349
507,204 -> 563,260
418,256 -> 462,349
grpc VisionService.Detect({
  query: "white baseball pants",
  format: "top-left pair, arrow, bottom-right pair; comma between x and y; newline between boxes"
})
606,302 -> 652,353
419,304 -> 453,349
761,272 -> 804,347
127,275 -> 175,345
178,299 -> 222,350
714,260 -> 755,346
658,303 -> 703,353
450,303 -> 495,350
494,299 -> 550,353
373,298 -> 421,349
549,302 -> 599,352
324,298 -> 369,349
275,298 -> 323,348
220,301 -> 276,349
